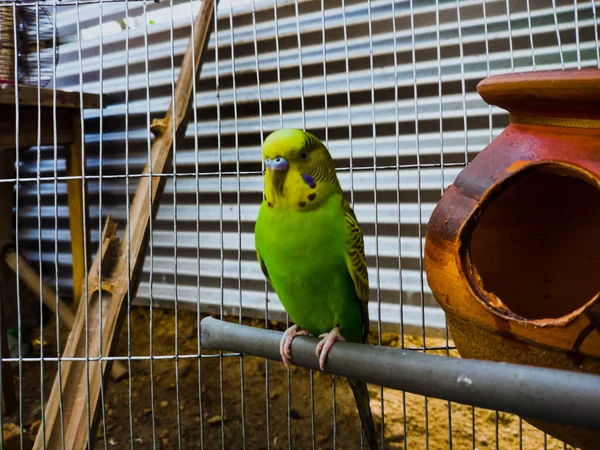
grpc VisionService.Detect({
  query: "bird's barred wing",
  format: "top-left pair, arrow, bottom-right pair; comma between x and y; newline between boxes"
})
342,198 -> 371,342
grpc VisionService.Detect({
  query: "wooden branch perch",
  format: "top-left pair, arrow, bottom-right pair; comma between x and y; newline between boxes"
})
33,1 -> 217,448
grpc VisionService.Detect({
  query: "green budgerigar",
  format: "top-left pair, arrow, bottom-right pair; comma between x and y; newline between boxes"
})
254,129 -> 378,449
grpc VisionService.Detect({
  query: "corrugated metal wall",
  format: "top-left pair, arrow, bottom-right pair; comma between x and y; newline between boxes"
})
17,0 -> 600,335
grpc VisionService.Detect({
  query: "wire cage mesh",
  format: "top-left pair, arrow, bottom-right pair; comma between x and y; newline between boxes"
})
0,0 -> 598,448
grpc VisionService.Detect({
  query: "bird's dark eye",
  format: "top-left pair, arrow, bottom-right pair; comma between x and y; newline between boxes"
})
301,152 -> 308,160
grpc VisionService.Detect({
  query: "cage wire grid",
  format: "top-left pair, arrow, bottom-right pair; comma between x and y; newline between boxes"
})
0,0 -> 598,448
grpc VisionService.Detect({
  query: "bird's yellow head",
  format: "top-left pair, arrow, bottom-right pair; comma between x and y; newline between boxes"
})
261,129 -> 341,211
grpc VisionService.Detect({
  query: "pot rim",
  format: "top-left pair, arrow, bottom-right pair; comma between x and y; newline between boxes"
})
458,159 -> 600,328
476,68 -> 600,121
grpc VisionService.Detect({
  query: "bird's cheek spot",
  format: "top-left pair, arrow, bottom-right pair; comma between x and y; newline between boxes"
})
298,201 -> 307,208
308,193 -> 317,202
268,202 -> 273,208
302,173 -> 317,189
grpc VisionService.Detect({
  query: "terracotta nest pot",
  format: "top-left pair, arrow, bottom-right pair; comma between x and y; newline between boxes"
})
424,68 -> 600,449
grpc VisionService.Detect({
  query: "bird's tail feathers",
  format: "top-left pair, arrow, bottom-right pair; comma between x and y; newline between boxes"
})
348,377 -> 378,450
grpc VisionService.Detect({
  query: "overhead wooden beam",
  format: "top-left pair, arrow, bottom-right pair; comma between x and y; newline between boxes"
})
0,85 -> 102,109
33,1 -> 217,448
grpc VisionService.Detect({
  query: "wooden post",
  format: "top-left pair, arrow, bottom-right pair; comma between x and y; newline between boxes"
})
33,1 -> 217,448
66,112 -> 90,308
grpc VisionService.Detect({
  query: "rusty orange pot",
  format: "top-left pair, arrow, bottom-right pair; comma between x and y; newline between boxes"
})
424,69 -> 600,449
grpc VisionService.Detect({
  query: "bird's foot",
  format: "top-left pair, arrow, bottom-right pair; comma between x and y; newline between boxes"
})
315,326 -> 346,371
280,324 -> 311,369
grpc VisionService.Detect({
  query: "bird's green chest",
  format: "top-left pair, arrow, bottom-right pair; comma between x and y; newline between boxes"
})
255,195 -> 364,341
256,195 -> 347,281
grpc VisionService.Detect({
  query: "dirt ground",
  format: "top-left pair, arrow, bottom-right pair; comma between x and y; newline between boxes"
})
6,306 -> 577,449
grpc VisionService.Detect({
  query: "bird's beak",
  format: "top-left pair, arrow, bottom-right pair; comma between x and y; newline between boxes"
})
265,156 -> 288,193
265,157 -> 288,172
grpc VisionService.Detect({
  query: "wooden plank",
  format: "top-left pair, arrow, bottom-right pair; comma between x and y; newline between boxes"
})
3,250 -> 128,381
0,85 -> 102,109
66,112 -> 90,308
4,250 -> 76,329
33,1 -> 216,448
33,217 -> 120,450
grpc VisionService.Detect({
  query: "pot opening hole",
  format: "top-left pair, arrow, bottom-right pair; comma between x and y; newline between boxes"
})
468,166 -> 600,320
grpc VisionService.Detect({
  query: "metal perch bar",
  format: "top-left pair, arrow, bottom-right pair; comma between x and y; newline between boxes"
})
200,316 -> 600,431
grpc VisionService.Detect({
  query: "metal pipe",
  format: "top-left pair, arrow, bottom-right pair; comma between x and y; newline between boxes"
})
200,316 -> 600,430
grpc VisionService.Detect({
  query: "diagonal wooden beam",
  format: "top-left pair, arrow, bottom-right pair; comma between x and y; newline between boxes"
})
33,1 -> 217,448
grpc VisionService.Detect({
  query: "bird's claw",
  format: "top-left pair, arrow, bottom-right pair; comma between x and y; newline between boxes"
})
279,324 -> 311,369
315,326 -> 345,371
